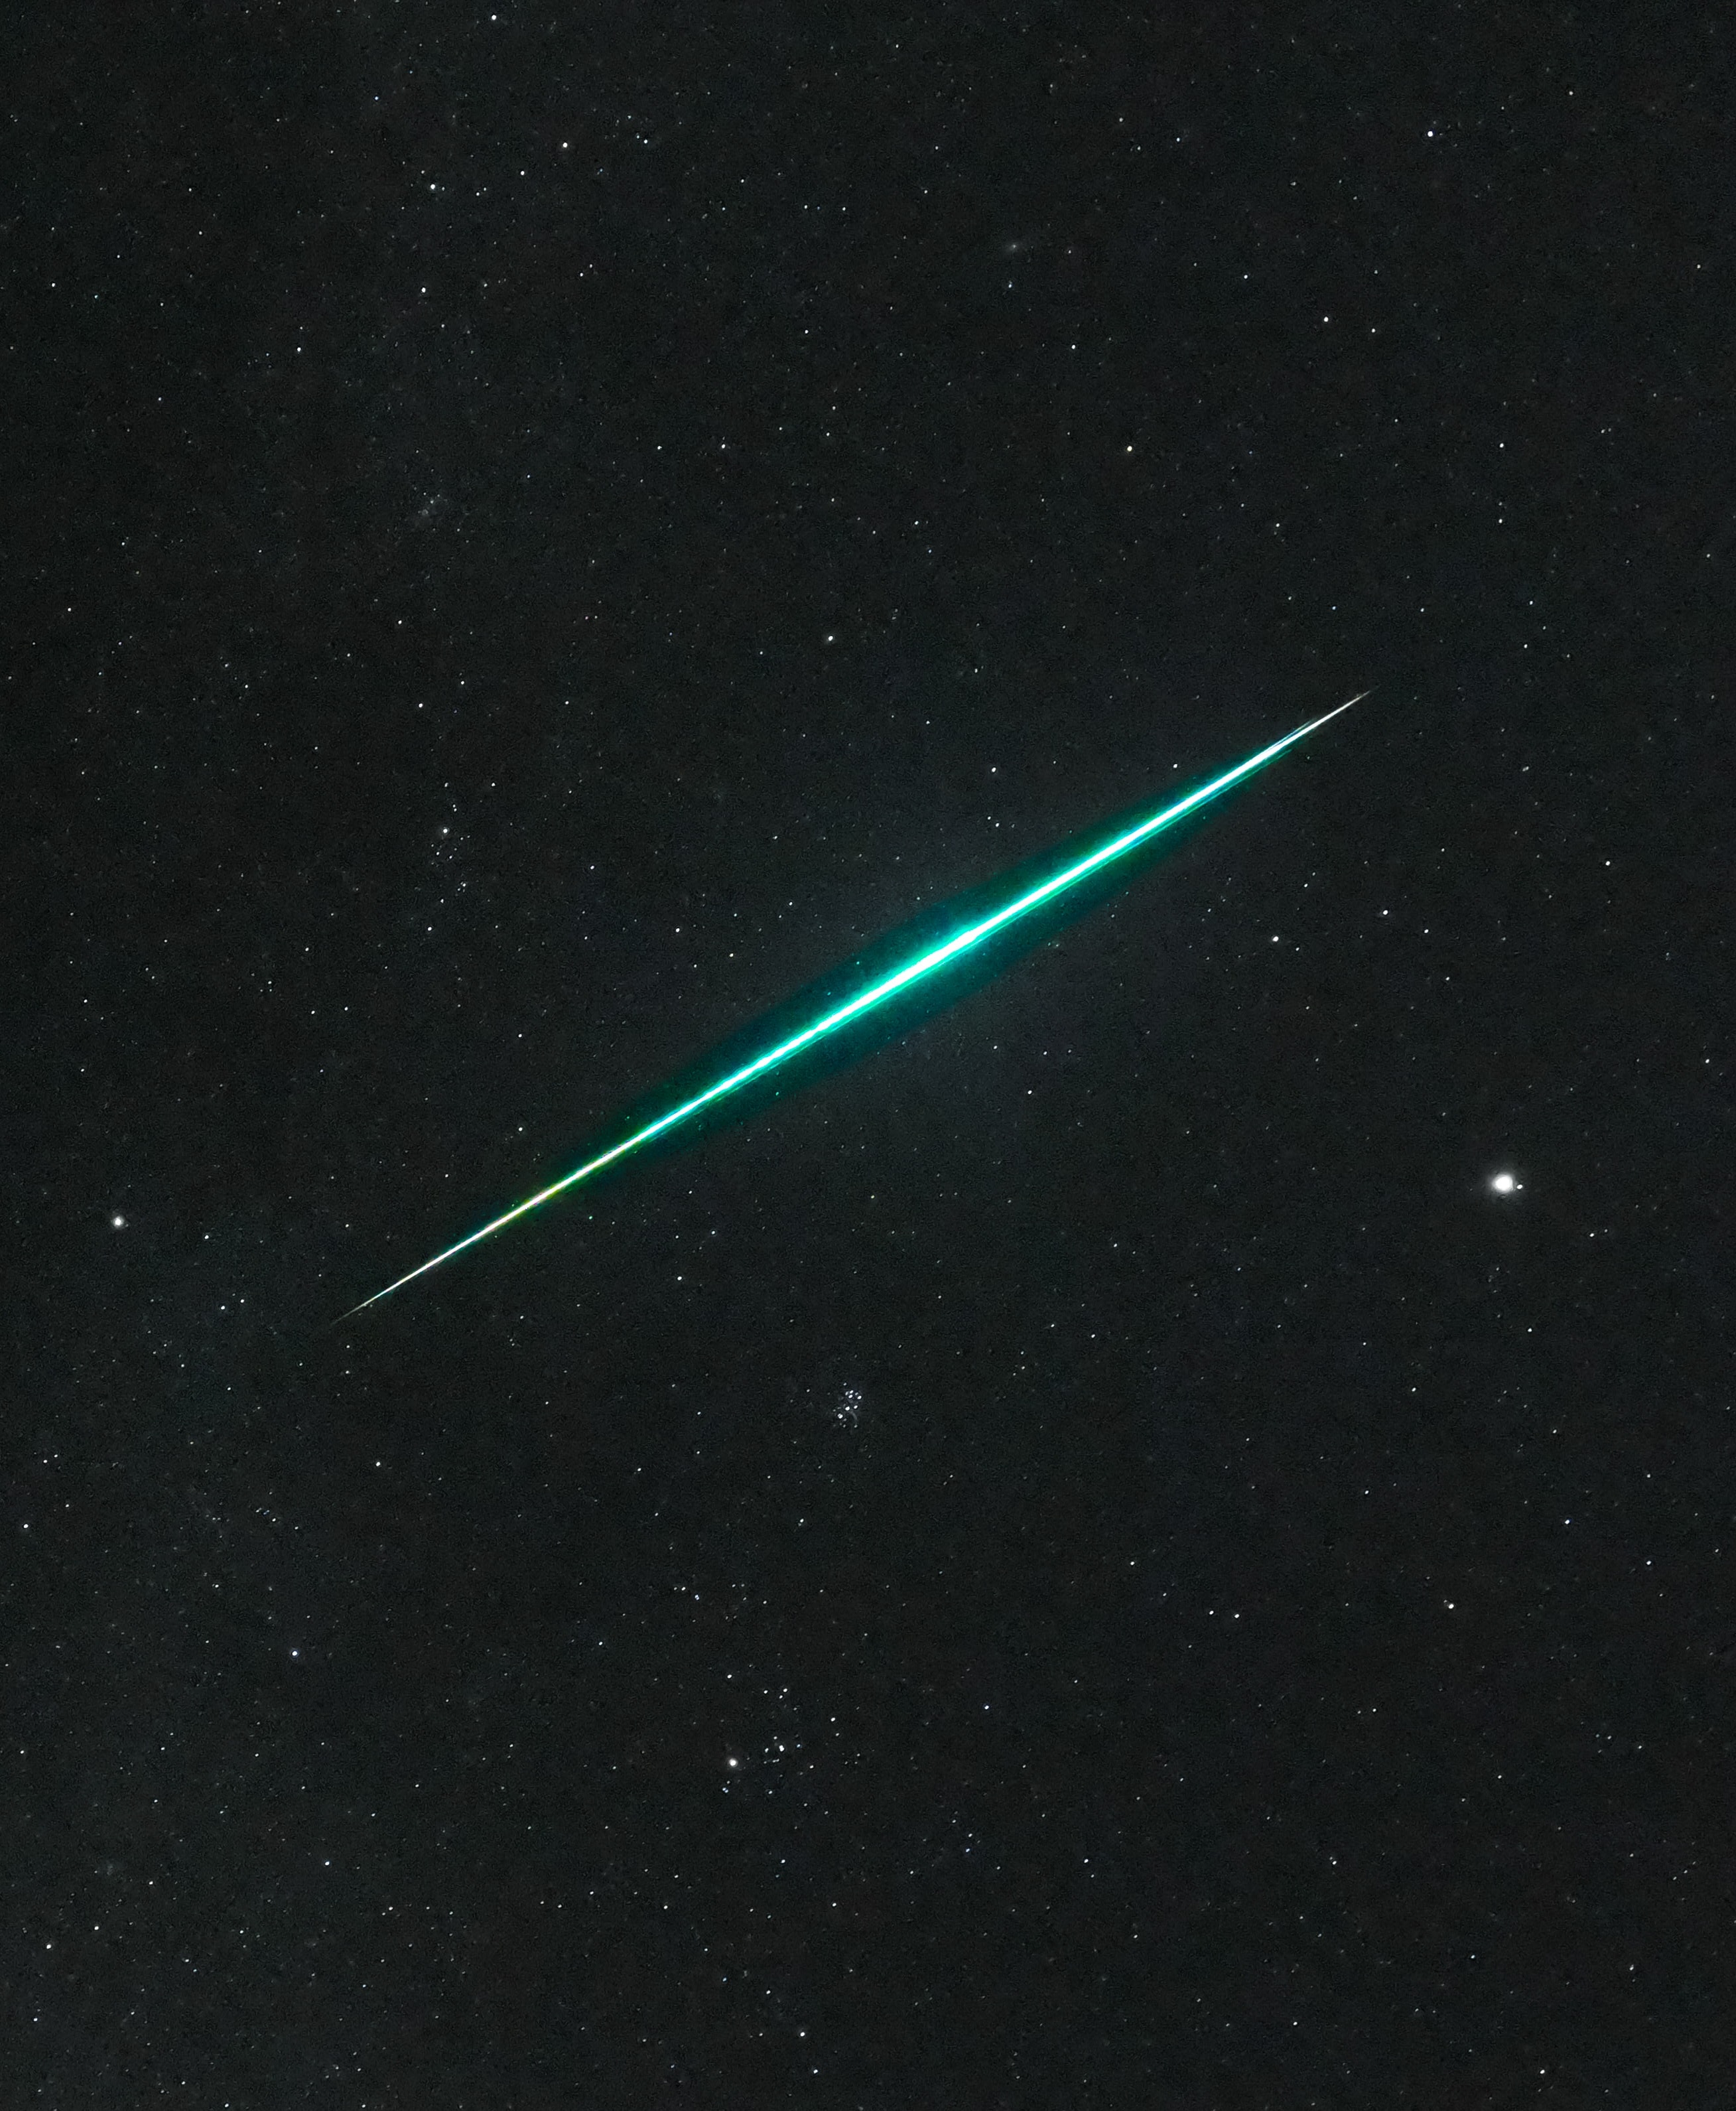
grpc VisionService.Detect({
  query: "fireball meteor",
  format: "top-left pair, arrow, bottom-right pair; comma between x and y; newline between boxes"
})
342,694 -> 1364,1317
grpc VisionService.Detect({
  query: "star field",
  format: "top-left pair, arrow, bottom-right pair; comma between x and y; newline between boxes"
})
9,5 -> 1731,2104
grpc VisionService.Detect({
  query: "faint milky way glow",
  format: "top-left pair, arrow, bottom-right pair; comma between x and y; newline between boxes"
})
343,695 -> 1365,1316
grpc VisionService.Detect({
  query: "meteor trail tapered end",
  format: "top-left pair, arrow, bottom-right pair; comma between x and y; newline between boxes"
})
1300,689 -> 1369,734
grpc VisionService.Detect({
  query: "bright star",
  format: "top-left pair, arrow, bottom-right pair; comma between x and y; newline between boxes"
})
1491,1172 -> 1520,1195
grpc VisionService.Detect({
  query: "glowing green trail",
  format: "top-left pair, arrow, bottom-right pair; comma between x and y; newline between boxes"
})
344,694 -> 1363,1316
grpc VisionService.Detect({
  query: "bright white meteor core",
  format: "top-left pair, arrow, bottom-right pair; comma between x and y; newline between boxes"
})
344,693 -> 1365,1316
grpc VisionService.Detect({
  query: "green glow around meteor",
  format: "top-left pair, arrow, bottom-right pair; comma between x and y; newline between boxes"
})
343,694 -> 1363,1316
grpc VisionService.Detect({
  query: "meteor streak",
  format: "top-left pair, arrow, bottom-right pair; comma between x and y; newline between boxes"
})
344,693 -> 1364,1316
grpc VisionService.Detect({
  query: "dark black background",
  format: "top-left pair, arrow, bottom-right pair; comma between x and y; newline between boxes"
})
9,4 -> 1731,2102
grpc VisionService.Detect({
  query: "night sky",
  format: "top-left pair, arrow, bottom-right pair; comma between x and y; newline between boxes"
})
10,6 -> 1731,2103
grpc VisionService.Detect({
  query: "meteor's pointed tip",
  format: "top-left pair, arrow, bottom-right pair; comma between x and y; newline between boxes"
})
1312,688 -> 1370,730
336,1276 -> 413,1324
